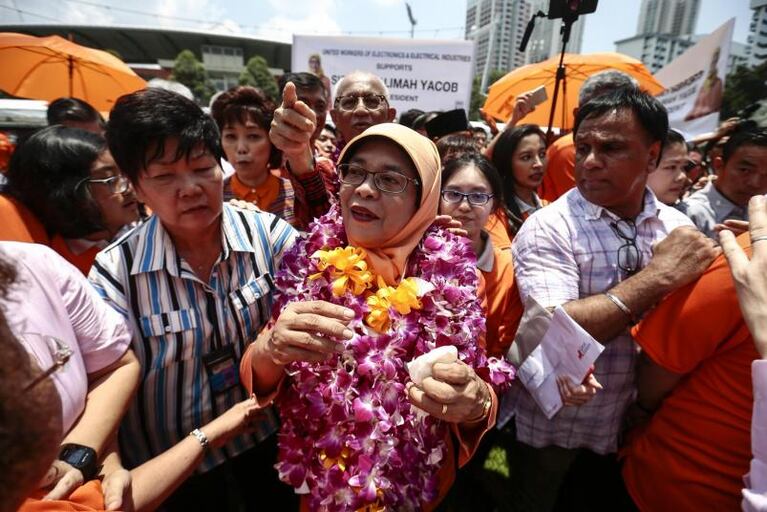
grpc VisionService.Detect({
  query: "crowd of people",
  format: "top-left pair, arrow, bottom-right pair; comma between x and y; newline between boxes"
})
1,63 -> 766,512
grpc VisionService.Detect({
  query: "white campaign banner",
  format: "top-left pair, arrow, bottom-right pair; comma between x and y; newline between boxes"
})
292,35 -> 475,115
655,19 -> 735,136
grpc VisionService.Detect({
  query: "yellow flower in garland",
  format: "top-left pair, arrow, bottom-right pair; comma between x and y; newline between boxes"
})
388,277 -> 422,315
319,447 -> 352,471
365,276 -> 392,332
310,246 -> 374,297
365,277 -> 424,333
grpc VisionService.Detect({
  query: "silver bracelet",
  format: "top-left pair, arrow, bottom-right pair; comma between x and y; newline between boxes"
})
604,292 -> 636,324
189,428 -> 209,449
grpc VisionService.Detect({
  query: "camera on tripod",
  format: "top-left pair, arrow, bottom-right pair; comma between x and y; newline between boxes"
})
547,0 -> 598,22
517,0 -> 599,135
520,0 -> 599,53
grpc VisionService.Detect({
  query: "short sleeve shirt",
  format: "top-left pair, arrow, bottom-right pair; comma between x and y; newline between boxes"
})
1,241 -> 131,434
89,204 -> 297,473
623,234 -> 759,511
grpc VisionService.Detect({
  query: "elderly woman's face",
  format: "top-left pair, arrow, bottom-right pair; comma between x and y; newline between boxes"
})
340,138 -> 419,248
135,138 -> 223,239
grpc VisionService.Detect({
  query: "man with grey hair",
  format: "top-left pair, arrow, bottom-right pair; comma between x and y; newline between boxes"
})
270,70 -> 396,165
329,71 -> 397,150
540,70 -> 639,202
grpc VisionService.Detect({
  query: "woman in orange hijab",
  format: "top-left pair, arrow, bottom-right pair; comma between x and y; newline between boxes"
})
241,123 -> 511,510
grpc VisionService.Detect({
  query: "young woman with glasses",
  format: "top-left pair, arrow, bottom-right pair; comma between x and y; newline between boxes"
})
438,153 -> 523,357
1,125 -> 141,274
436,153 -> 523,511
487,124 -> 549,249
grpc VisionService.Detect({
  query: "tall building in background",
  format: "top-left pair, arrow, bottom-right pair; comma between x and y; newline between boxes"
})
747,0 -> 767,67
615,0 -> 703,73
466,0 -> 530,90
636,0 -> 699,37
466,0 -> 585,90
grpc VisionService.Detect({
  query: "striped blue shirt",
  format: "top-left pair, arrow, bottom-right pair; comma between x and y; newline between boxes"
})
89,204 -> 297,472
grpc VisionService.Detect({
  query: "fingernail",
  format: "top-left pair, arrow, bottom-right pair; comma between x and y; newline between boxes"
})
342,328 -> 354,339
343,308 -> 355,319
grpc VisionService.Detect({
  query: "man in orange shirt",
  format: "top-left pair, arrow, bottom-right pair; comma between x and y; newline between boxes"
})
539,70 -> 640,203
622,233 -> 760,510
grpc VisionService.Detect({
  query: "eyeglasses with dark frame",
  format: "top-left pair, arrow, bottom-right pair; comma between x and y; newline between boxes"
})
76,175 -> 132,195
441,189 -> 495,206
610,219 -> 642,276
21,334 -> 74,392
337,163 -> 419,194
334,94 -> 388,112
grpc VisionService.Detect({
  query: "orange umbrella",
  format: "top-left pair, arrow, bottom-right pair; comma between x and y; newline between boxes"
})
482,52 -> 665,131
0,32 -> 146,112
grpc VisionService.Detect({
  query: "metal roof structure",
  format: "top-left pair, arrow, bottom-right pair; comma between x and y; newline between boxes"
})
0,24 -> 291,70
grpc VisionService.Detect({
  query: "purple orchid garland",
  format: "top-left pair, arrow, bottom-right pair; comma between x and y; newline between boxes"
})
271,205 -> 515,510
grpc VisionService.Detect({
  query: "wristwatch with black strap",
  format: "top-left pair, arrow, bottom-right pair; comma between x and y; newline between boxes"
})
58,443 -> 99,481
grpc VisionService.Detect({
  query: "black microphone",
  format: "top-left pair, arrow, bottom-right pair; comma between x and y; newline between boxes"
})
519,10 -> 545,52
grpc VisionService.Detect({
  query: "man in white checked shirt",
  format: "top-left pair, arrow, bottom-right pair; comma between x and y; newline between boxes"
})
507,87 -> 720,511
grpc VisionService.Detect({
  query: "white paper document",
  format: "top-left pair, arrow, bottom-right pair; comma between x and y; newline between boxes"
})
515,306 -> 605,419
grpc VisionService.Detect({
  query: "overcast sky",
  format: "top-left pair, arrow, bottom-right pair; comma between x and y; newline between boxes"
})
0,0 -> 755,50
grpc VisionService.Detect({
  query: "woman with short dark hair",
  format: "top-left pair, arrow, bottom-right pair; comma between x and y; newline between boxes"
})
211,85 -> 330,229
1,126 -> 140,273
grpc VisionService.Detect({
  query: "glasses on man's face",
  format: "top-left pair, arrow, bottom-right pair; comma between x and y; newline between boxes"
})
334,94 -> 388,112
441,189 -> 494,206
21,334 -> 74,392
610,219 -> 641,275
337,163 -> 419,194
77,175 -> 131,195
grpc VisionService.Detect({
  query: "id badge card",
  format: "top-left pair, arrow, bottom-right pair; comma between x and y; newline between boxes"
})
203,345 -> 238,395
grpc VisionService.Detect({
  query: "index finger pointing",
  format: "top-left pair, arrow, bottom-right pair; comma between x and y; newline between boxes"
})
281,81 -> 297,109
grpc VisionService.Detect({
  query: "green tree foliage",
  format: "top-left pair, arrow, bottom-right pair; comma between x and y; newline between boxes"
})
469,68 -> 508,120
239,56 -> 279,101
722,61 -> 767,119
170,50 -> 215,104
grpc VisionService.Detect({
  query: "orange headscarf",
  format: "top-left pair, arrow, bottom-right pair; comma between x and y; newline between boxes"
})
338,123 -> 441,285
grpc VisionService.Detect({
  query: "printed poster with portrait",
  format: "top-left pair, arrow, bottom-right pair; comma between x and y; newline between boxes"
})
654,18 -> 735,137
292,35 -> 475,115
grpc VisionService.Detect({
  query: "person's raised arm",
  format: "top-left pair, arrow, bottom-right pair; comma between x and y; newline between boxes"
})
721,196 -> 767,512
720,195 -> 767,357
270,82 -> 317,176
483,90 -> 537,160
